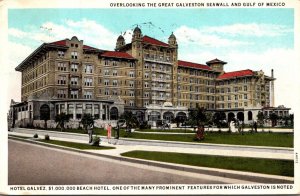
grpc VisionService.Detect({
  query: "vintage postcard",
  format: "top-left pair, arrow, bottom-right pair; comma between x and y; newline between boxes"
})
0,0 -> 299,195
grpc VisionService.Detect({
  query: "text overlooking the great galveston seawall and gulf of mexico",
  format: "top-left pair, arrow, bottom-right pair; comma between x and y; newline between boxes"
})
109,2 -> 286,8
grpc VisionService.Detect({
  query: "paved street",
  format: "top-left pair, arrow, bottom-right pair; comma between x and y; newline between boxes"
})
9,139 -> 240,185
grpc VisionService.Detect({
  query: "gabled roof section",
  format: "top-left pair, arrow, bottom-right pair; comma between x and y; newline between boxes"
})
206,58 -> 227,65
217,69 -> 254,79
100,51 -> 135,60
142,36 -> 169,47
178,60 -> 212,71
49,39 -> 67,46
83,45 -> 100,51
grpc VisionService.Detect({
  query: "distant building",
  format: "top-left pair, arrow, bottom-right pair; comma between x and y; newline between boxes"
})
8,27 -> 290,128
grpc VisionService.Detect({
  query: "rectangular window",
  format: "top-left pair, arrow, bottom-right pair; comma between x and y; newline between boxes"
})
71,51 -> 78,59
104,80 -> 109,86
244,85 -> 248,91
70,90 -> 78,99
105,89 -> 109,95
129,81 -> 134,87
84,78 -> 93,86
58,51 -> 65,57
71,64 -> 78,72
57,89 -> 67,98
129,62 -> 134,67
57,75 -> 66,84
129,71 -> 134,77
85,65 -> 93,73
113,70 -> 118,76
58,62 -> 67,71
70,77 -> 78,85
104,70 -> 109,76
129,91 -> 134,97
144,82 -> 149,88
83,91 -> 92,99
112,61 -> 117,66
113,80 -> 118,86
129,101 -> 134,106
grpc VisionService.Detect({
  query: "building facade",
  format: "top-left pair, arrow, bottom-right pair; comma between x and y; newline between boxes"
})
8,27 -> 290,128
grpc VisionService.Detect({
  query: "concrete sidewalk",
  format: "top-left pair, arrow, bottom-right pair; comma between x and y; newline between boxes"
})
11,128 -> 293,160
8,134 -> 294,184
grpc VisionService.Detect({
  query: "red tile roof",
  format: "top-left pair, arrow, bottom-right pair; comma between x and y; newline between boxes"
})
206,58 -> 227,65
49,39 -> 99,51
101,51 -> 135,60
83,45 -> 99,50
142,36 -> 169,47
178,60 -> 212,70
217,69 -> 254,79
50,39 -> 67,46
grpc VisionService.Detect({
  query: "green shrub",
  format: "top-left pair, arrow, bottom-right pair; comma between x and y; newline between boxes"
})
33,133 -> 38,138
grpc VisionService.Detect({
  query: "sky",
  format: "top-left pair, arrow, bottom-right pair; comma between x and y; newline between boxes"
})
7,8 -> 296,111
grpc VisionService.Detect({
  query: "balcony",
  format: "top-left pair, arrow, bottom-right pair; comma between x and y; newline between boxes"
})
69,72 -> 81,77
144,56 -> 173,65
152,78 -> 170,83
152,96 -> 166,101
151,69 -> 171,74
151,87 -> 170,92
68,84 -> 81,90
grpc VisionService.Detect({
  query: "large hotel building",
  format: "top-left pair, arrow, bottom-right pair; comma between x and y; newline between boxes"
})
8,27 -> 290,128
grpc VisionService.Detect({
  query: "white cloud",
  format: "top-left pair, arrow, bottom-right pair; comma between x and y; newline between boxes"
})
179,47 -> 298,111
204,23 -> 292,37
7,41 -> 34,69
5,42 -> 30,103
174,26 -> 251,47
8,28 -> 28,38
9,19 -> 119,50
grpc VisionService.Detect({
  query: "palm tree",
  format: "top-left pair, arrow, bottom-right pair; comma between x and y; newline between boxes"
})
269,112 -> 278,127
80,113 -> 95,133
289,114 -> 294,127
120,111 -> 139,132
188,105 -> 207,128
55,113 -> 70,131
257,111 -> 265,131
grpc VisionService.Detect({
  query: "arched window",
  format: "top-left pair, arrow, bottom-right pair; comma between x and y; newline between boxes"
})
110,107 -> 119,120
248,111 -> 253,121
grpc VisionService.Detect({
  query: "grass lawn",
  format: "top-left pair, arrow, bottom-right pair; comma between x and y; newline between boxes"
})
121,151 -> 294,177
47,128 -> 293,148
119,131 -> 293,148
136,128 -> 195,133
38,139 -> 115,150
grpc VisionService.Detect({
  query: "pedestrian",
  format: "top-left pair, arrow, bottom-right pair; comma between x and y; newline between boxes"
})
87,125 -> 93,143
254,121 -> 257,133
107,123 -> 112,143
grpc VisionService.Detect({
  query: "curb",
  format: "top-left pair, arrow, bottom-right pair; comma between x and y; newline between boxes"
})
9,136 -> 294,184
